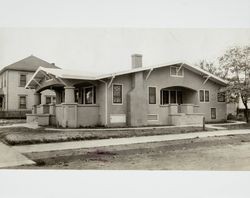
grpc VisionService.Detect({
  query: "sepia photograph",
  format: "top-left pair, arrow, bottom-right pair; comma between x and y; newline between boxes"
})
0,0 -> 250,198
0,28 -> 250,170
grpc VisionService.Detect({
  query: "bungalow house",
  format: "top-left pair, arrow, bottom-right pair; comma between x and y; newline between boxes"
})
0,55 -> 58,118
26,54 -> 227,127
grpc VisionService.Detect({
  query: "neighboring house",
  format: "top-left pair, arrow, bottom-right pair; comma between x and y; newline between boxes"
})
0,55 -> 59,118
233,97 -> 250,119
26,54 -> 227,128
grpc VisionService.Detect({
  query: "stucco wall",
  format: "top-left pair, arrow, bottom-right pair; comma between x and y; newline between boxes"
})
77,105 -> 99,127
106,74 -> 132,126
145,66 -> 226,123
97,82 -> 106,126
55,105 -> 63,126
102,66 -> 226,126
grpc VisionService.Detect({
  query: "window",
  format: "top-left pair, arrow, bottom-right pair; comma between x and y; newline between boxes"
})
80,86 -> 96,104
160,90 -> 169,105
149,87 -> 156,104
170,66 -> 184,77
75,89 -> 79,103
199,90 -> 209,102
217,92 -> 225,102
19,96 -> 26,109
199,90 -> 204,102
84,87 -> 94,104
45,96 -> 56,104
52,96 -> 56,103
205,90 -> 209,102
45,96 -> 51,104
211,108 -> 216,119
113,84 -> 122,104
19,74 -> 27,87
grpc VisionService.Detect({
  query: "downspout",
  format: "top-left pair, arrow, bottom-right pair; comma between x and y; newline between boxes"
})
99,79 -> 108,126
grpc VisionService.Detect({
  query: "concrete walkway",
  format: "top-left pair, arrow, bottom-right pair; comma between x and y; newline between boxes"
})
13,129 -> 250,154
0,142 -> 35,168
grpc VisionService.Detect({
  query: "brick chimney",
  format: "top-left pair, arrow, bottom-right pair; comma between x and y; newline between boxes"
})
128,53 -> 147,126
131,54 -> 142,69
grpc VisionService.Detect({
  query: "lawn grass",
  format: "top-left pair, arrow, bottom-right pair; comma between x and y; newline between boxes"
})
0,119 -> 26,126
0,126 -> 212,146
218,123 -> 250,130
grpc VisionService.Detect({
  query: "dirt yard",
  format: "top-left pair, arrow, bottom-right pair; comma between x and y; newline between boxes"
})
18,133 -> 250,170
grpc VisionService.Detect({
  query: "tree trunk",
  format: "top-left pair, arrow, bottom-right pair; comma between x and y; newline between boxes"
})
243,102 -> 249,123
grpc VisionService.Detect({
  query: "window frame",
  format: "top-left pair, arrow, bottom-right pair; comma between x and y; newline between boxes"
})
45,96 -> 52,104
199,89 -> 210,103
160,89 -> 169,105
19,73 -> 27,87
205,90 -> 210,102
83,86 -> 96,105
211,108 -> 217,119
148,86 -> 157,104
112,83 -> 123,105
217,92 -> 226,102
170,66 -> 184,77
19,95 -> 27,109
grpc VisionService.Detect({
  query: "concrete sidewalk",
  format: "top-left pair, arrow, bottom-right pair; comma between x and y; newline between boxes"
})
0,142 -> 35,168
13,129 -> 250,154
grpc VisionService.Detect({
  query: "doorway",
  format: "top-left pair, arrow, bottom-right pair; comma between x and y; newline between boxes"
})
0,96 -> 4,110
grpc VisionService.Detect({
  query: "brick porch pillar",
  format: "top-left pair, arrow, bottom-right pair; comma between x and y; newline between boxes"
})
62,86 -> 77,128
64,86 -> 75,103
34,93 -> 41,105
33,93 -> 41,114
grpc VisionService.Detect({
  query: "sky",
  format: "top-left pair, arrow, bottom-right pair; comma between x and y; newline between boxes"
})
0,28 -> 250,74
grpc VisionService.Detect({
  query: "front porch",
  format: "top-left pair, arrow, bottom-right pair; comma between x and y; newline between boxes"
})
26,67 -> 101,128
158,86 -> 204,125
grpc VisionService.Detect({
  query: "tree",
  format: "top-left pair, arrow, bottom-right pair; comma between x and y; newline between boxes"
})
219,46 -> 250,122
197,60 -> 227,79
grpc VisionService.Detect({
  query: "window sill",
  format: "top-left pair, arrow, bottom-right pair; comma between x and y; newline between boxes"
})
112,103 -> 123,106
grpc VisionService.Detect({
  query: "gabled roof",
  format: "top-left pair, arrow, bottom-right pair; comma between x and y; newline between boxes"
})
0,55 -> 60,74
26,60 -> 227,89
97,60 -> 227,86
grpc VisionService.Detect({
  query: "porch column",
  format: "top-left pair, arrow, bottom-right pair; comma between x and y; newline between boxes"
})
62,86 -> 78,128
34,93 -> 41,105
32,93 -> 41,114
64,86 -> 75,103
